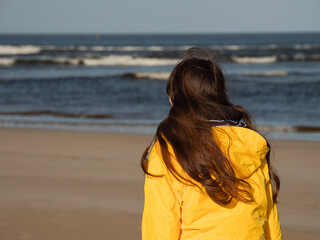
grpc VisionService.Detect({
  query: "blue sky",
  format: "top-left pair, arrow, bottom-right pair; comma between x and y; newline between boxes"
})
0,0 -> 319,33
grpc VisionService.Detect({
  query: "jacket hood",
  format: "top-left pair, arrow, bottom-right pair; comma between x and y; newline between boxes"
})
213,126 -> 270,178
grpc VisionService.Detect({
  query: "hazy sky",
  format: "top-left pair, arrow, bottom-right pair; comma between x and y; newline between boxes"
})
0,0 -> 319,34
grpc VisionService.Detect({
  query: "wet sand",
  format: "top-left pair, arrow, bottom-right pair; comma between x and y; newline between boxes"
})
0,128 -> 319,239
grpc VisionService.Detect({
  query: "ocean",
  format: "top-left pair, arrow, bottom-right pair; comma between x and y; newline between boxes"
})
0,33 -> 319,140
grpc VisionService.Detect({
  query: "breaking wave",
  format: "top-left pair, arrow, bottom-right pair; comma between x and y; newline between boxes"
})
0,44 -> 249,55
0,44 -> 190,55
231,56 -> 277,64
0,58 -> 15,66
2,43 -> 320,55
0,55 -> 179,66
83,55 -> 178,66
0,45 -> 41,55
0,71 -> 171,82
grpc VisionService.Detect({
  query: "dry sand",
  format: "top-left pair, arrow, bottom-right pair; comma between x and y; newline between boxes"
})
0,128 -> 319,240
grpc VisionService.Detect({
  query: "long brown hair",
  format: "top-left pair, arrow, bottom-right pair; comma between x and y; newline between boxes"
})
141,47 -> 280,206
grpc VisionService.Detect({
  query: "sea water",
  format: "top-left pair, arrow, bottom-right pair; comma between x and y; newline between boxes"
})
0,33 -> 319,140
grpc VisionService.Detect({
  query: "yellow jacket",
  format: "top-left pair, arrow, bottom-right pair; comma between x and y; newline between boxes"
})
142,126 -> 282,240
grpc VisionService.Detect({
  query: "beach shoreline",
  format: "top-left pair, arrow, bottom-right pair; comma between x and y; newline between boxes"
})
0,127 -> 319,239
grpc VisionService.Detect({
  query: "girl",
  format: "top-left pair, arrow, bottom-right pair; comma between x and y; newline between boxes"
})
141,48 -> 282,240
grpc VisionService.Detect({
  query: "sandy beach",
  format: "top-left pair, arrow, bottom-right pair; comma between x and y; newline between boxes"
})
0,128 -> 319,240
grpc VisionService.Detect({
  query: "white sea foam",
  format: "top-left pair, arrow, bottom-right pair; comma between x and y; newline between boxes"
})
2,43 -> 319,56
82,55 -> 179,66
90,46 -> 107,51
175,45 -> 193,51
90,46 -> 166,52
0,45 -> 41,55
91,45 -> 194,52
205,45 -> 245,51
0,58 -> 15,65
0,55 -> 179,66
146,46 -> 165,51
231,56 -> 277,64
128,72 -> 170,80
222,45 -> 245,51
0,45 -> 179,53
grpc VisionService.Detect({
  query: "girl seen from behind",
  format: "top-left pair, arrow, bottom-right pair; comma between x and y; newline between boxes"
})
141,47 -> 282,240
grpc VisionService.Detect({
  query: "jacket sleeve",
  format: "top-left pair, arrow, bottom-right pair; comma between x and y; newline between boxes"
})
265,179 -> 282,240
142,142 -> 183,240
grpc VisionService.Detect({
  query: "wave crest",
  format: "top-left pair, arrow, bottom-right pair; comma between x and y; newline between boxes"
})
82,55 -> 178,66
231,56 -> 277,64
0,45 -> 41,55
0,55 -> 179,66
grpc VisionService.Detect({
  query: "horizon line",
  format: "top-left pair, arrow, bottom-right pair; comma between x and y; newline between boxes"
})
0,30 -> 319,35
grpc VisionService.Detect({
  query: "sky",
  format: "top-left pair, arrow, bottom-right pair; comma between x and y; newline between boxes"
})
0,0 -> 319,34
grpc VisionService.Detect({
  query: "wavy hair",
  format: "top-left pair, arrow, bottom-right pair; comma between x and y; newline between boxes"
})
141,47 -> 280,205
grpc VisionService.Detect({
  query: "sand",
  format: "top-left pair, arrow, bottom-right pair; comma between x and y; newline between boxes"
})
0,128 -> 319,240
